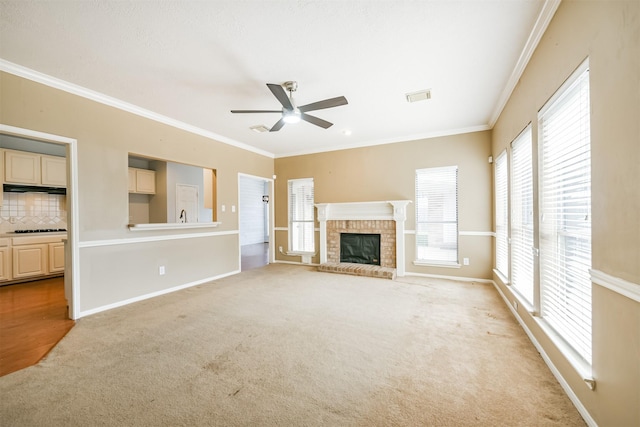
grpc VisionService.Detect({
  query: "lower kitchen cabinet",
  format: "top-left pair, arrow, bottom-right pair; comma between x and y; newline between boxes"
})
0,246 -> 10,281
48,242 -> 65,273
12,244 -> 48,279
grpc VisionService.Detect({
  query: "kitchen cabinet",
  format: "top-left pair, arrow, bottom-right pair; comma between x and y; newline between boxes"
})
12,244 -> 48,279
48,242 -> 65,273
5,150 -> 40,185
41,155 -> 67,187
128,167 -> 156,194
128,168 -> 136,192
4,150 -> 66,187
0,239 -> 11,282
5,235 -> 66,283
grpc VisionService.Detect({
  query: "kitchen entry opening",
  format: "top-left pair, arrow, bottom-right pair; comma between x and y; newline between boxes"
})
340,233 -> 381,265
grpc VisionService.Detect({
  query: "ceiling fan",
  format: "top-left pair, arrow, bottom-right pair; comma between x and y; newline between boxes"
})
231,81 -> 348,132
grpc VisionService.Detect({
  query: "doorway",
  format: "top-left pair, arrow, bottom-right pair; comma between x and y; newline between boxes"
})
239,174 -> 273,271
0,124 -> 79,319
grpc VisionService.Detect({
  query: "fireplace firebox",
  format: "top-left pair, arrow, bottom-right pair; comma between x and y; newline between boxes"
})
340,233 -> 381,266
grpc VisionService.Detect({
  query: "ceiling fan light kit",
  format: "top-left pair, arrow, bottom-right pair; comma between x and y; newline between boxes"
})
231,81 -> 348,132
282,109 -> 301,124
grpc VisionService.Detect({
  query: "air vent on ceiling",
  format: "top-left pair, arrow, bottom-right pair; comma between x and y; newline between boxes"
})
406,89 -> 432,103
250,125 -> 270,133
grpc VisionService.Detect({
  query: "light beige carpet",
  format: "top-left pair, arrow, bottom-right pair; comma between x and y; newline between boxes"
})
0,264 -> 585,426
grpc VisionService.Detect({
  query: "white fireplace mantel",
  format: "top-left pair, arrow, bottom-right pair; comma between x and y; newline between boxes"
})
315,200 -> 412,276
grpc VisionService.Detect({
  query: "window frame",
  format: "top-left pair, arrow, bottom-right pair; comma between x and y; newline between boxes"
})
287,177 -> 315,254
537,59 -> 592,366
510,125 -> 534,306
414,165 -> 459,267
494,150 -> 509,280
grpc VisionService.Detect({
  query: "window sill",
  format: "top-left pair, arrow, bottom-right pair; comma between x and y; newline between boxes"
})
277,247 -> 316,257
493,268 -> 510,285
413,260 -> 461,268
534,316 -> 594,388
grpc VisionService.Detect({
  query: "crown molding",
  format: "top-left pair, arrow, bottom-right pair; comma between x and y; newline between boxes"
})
275,124 -> 491,158
488,0 -> 562,127
0,59 -> 275,159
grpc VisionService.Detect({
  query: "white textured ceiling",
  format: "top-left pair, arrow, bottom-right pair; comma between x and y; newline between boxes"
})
0,1 -> 551,158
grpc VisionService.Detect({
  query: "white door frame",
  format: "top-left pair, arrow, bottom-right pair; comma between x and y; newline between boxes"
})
0,124 -> 80,319
237,172 -> 275,265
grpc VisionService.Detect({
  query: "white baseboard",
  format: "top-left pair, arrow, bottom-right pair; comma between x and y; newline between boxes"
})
404,271 -> 494,284
78,269 -> 241,318
273,260 -> 320,267
491,281 -> 597,427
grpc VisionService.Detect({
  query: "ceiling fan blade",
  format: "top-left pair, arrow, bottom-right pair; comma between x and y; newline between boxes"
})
270,118 -> 286,132
230,110 -> 282,113
298,96 -> 348,113
267,83 -> 293,110
301,113 -> 333,129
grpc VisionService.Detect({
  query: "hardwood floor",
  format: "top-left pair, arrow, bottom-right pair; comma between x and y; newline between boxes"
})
0,277 -> 74,377
241,242 -> 269,271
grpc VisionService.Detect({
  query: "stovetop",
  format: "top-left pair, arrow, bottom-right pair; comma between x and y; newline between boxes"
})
13,228 -> 67,234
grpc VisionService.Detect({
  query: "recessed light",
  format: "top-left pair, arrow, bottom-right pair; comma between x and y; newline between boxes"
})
406,89 -> 432,103
342,130 -> 352,136
250,125 -> 270,133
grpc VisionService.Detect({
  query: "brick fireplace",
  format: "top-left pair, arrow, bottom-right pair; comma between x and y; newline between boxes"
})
316,201 -> 411,278
327,220 -> 395,267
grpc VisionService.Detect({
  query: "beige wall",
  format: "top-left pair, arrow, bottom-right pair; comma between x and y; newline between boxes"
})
0,71 -> 273,314
274,131 -> 493,280
491,1 -> 639,425
2,2 -> 638,422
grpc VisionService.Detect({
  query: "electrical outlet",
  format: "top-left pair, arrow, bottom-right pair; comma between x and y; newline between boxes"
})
159,266 -> 165,275
463,257 -> 470,265
513,300 -> 518,310
232,205 -> 236,213
279,246 -> 283,252
221,205 -> 226,212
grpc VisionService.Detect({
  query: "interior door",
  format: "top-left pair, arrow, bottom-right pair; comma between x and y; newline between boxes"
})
176,184 -> 199,223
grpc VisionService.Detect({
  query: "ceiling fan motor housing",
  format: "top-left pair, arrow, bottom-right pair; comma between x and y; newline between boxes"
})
284,81 -> 298,93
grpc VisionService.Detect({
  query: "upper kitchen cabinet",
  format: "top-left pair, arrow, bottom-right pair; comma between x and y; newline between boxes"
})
5,150 -> 40,184
4,149 -> 66,187
128,167 -> 156,194
41,155 -> 67,186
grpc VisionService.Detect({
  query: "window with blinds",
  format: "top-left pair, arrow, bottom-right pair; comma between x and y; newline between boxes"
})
538,60 -> 591,365
510,126 -> 534,305
415,166 -> 458,265
288,178 -> 315,253
495,151 -> 509,279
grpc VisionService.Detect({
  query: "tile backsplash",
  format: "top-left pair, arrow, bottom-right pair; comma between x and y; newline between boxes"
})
0,192 -> 67,233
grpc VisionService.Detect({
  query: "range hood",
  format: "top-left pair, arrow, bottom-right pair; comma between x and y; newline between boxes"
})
3,184 -> 66,195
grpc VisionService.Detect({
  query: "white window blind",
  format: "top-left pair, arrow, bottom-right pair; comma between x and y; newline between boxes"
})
288,178 -> 315,253
415,166 -> 458,265
510,126 -> 534,304
495,151 -> 509,278
538,62 -> 591,364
